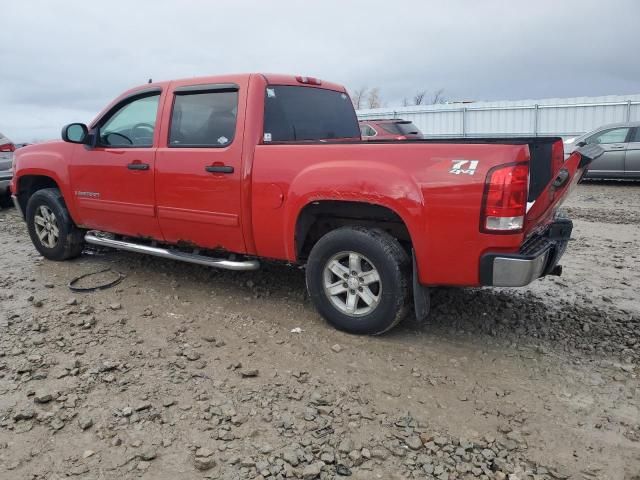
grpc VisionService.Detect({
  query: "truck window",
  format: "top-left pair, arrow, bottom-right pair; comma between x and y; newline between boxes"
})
100,94 -> 160,147
169,90 -> 238,147
263,86 -> 360,142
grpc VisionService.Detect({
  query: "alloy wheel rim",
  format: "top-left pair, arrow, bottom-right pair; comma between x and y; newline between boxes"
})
34,205 -> 60,248
322,251 -> 382,317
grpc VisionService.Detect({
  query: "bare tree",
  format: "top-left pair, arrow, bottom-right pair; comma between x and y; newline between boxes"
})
413,90 -> 427,106
430,88 -> 446,104
350,87 -> 368,110
402,97 -> 410,107
367,87 -> 382,109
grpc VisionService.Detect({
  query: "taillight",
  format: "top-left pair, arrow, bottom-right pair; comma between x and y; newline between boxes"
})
481,163 -> 528,233
295,76 -> 322,86
0,142 -> 15,153
551,139 -> 564,174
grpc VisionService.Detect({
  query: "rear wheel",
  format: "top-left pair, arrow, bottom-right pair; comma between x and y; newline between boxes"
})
306,226 -> 410,334
26,188 -> 84,261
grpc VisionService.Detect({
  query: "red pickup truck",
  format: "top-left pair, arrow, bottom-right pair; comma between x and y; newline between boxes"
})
10,73 -> 600,334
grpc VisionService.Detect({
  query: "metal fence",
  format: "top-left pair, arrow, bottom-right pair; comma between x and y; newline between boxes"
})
356,94 -> 640,140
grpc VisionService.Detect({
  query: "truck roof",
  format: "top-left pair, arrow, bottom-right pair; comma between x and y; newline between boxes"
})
134,73 -> 347,95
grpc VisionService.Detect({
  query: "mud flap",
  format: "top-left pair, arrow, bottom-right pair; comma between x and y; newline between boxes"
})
412,250 -> 430,321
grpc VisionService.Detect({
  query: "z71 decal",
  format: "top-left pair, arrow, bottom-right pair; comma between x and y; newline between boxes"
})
449,159 -> 479,175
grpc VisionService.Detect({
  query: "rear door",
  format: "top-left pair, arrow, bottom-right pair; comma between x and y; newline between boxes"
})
624,127 -> 640,178
585,126 -> 631,177
154,81 -> 246,253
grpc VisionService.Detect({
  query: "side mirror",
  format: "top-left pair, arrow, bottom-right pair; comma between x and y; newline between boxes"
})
62,123 -> 89,144
575,140 -> 587,148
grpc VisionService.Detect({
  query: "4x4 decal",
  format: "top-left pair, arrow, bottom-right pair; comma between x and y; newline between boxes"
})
449,159 -> 479,175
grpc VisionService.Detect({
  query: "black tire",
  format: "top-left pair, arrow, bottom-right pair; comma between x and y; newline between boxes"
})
306,226 -> 411,335
26,188 -> 84,261
0,191 -> 12,208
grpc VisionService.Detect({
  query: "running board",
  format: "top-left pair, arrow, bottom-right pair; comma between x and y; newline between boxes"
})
84,231 -> 260,271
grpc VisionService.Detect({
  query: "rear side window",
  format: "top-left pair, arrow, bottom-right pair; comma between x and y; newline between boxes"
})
632,128 -> 640,143
169,90 -> 238,147
263,86 -> 360,142
381,121 -> 421,135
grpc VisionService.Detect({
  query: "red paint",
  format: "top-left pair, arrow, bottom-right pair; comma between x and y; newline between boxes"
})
12,73 -> 587,287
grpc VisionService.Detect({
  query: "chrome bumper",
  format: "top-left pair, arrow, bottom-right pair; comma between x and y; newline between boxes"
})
490,250 -> 550,287
480,218 -> 572,287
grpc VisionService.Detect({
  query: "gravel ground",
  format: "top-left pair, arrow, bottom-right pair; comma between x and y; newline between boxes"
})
0,182 -> 638,480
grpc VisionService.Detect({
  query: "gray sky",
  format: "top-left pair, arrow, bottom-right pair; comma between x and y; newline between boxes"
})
1,0 -> 639,142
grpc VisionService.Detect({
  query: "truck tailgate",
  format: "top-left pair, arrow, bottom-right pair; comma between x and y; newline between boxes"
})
524,142 -> 603,236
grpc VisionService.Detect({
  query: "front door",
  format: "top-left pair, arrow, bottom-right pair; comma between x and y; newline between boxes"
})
69,90 -> 164,239
154,82 -> 246,253
586,126 -> 631,177
624,127 -> 640,177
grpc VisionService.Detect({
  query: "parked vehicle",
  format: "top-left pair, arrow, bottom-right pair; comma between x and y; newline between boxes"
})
0,131 -> 15,208
11,73 -> 600,334
359,119 -> 423,140
564,122 -> 640,179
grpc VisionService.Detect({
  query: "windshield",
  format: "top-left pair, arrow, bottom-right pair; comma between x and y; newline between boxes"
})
263,86 -> 360,142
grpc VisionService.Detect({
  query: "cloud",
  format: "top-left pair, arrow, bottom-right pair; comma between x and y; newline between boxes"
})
1,0 -> 638,141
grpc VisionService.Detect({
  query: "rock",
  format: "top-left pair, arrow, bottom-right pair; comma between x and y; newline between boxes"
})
338,438 -> 354,453
34,391 -> 53,404
184,350 -> 201,361
406,435 -> 424,450
302,461 -> 324,479
135,402 -> 152,412
78,416 -> 93,430
282,449 -> 299,466
109,303 -> 122,310
140,448 -> 157,461
122,407 -> 133,417
83,450 -> 95,458
194,448 -> 216,471
336,464 -> 352,476
13,408 -> 35,421
331,344 -> 343,353
240,368 -> 259,378
50,418 -> 64,430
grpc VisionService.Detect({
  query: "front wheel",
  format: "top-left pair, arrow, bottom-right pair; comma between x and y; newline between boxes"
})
26,188 -> 84,261
306,226 -> 411,335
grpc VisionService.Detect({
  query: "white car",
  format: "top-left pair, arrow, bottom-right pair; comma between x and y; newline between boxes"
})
0,132 -> 15,208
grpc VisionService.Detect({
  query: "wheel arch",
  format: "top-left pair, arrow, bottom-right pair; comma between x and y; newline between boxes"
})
294,199 -> 415,262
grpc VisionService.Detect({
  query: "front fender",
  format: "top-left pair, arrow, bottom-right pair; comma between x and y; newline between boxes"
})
14,142 -> 80,222
284,160 -> 426,260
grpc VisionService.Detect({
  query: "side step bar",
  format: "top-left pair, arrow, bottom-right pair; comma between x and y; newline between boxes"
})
84,231 -> 260,271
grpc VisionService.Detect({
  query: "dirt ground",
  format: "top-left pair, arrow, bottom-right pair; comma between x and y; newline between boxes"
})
0,181 -> 638,480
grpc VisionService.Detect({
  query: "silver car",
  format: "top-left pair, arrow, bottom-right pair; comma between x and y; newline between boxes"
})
564,122 -> 640,179
0,132 -> 15,207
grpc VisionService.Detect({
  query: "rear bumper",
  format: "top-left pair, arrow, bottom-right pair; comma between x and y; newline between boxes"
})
479,218 -> 572,287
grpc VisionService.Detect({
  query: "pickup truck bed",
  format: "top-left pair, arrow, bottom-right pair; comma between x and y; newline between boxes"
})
11,73 -> 600,334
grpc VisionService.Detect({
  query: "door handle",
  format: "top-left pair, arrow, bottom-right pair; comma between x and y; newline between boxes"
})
609,145 -> 626,150
205,165 -> 234,174
127,162 -> 150,171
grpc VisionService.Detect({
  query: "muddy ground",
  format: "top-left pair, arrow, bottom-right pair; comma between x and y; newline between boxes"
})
0,181 -> 638,480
